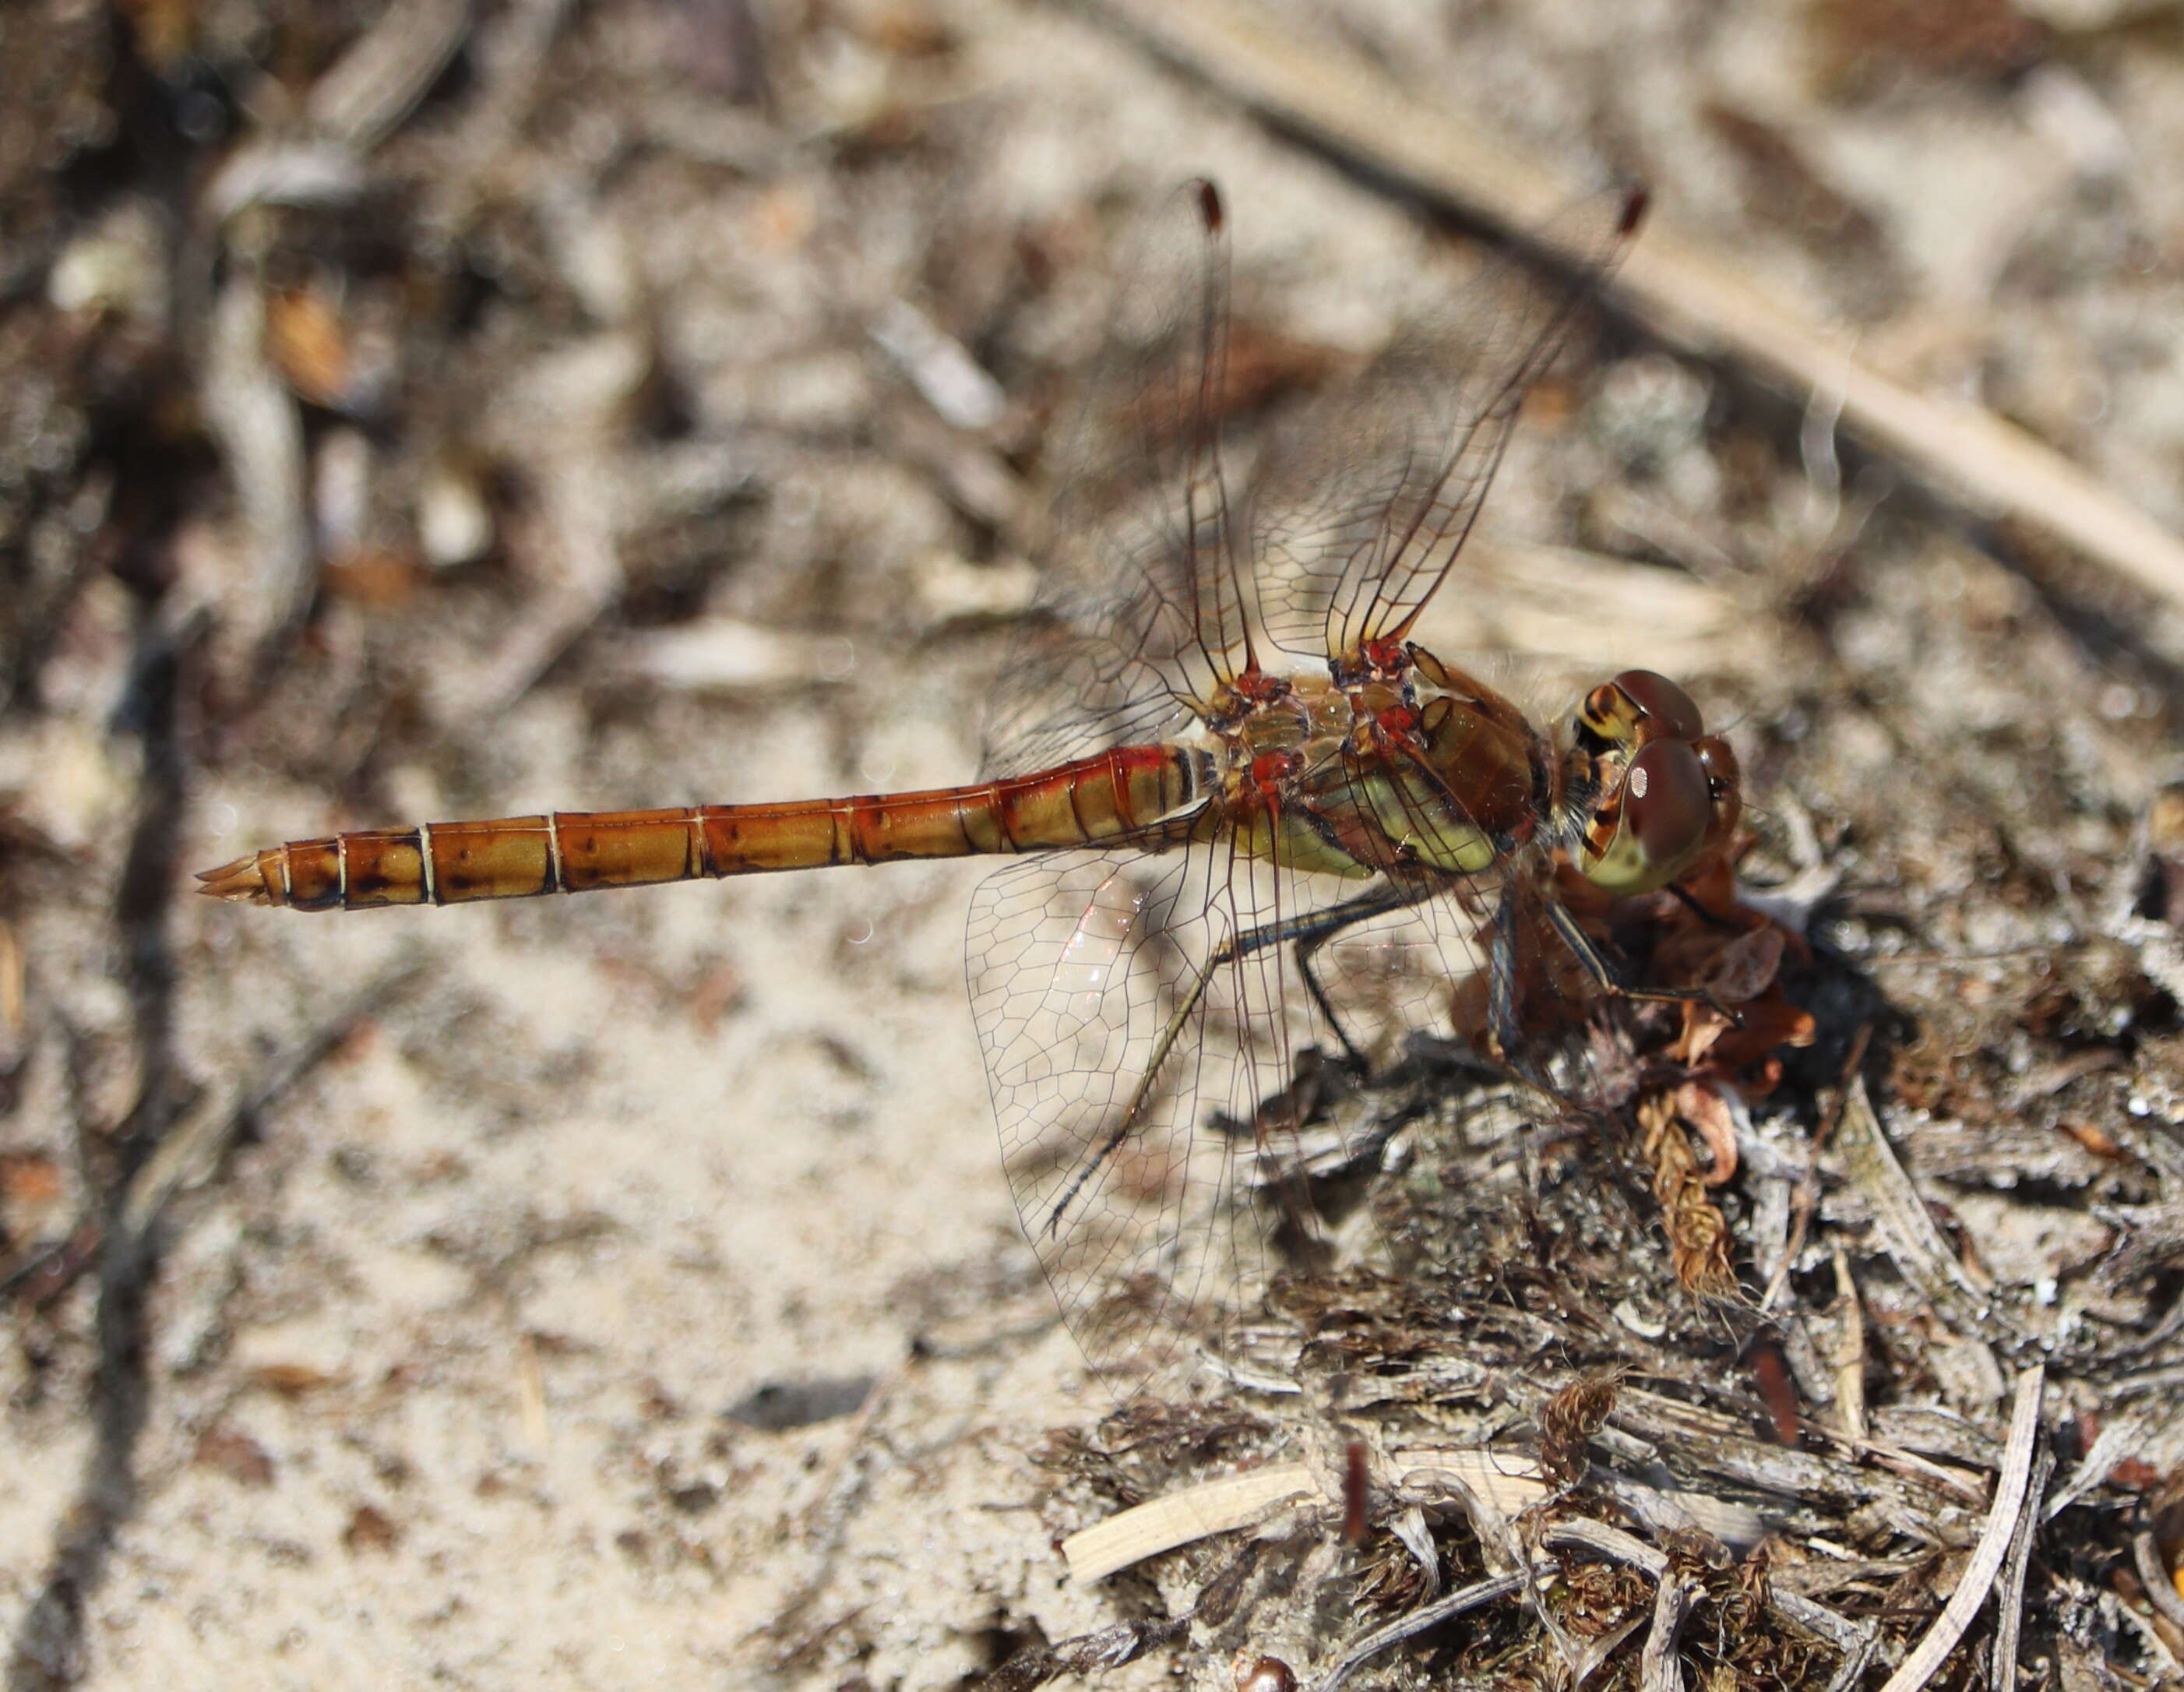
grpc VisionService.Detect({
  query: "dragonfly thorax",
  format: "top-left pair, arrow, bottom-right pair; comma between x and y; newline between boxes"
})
1182,649 -> 1552,881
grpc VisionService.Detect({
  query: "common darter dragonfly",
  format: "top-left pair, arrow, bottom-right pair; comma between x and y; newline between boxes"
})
200,182 -> 1751,1397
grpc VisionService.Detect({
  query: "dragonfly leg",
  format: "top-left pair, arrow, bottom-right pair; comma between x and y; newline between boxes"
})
1041,878 -> 1427,1237
1296,952 -> 1369,1071
1485,892 -> 1605,1104
1041,948 -> 1224,1239
1485,887 -> 1569,1091
1285,879 -> 1439,1072
1668,881 -> 1742,931
1542,897 -> 1742,1025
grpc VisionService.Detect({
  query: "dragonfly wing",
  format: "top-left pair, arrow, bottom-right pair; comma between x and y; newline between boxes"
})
981,182 -> 1257,780
967,842 -> 1371,1396
1251,188 -> 1645,668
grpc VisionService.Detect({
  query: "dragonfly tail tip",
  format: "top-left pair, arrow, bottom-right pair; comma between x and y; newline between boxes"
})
195,854 -> 277,905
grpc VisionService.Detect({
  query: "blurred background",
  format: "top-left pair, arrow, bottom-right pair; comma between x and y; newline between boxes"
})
2,1 -> 2182,1687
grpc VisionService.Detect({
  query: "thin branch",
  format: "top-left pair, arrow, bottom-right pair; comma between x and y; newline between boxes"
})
1545,1518 -> 1665,1577
1640,1570 -> 1697,1692
1310,1565 -> 1545,1692
118,955 -> 428,1247
1061,1447 -> 1548,1582
975,1612 -> 1192,1692
1831,1244 -> 1869,1440
1992,1441 -> 2055,1692
1834,1075 -> 1995,1333
2133,1530 -> 2184,1636
1760,1024 -> 1869,1314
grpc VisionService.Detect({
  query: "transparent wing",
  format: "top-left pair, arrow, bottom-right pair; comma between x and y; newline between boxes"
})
1251,189 -> 1646,668
1308,869 -> 1631,1116
965,182 -> 1648,1394
968,839 -> 1388,1395
981,182 -> 1257,780
966,835 -> 1627,1395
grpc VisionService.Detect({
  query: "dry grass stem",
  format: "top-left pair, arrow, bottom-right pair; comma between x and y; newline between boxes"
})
1876,1367 -> 2045,1692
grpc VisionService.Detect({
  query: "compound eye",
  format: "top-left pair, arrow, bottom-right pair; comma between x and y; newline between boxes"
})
1693,734 -> 1742,841
1693,735 -> 1739,798
1612,670 -> 1704,742
1625,739 -> 1711,867
1583,738 -> 1716,894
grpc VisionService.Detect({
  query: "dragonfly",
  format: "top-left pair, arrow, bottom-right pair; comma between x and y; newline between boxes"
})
199,182 -> 1744,1398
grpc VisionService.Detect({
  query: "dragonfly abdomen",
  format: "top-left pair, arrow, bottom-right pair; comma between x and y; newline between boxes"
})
196,746 -> 1209,911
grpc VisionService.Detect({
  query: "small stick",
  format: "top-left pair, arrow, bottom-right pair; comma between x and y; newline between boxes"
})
1992,1442 -> 2055,1692
120,956 -> 428,1244
1639,1570 -> 1696,1692
1831,1244 -> 1868,1440
1060,1463 -> 1320,1584
1876,1366 -> 2046,1692
1310,1565 -> 1547,1692
1834,1073 -> 1992,1329
1760,1024 -> 1870,1314
307,0 -> 474,151
1546,1518 -> 1665,1576
2133,1530 -> 2184,1636
1061,1448 -> 1548,1583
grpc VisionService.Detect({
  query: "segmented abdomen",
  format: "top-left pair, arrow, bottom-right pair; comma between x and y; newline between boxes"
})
198,746 -> 1207,911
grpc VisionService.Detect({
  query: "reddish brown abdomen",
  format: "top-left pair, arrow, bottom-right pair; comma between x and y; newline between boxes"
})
197,747 -> 1204,911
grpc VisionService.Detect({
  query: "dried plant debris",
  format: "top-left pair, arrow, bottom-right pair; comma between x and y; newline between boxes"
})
1001,833 -> 2182,1690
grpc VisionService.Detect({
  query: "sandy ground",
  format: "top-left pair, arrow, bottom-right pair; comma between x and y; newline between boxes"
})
4,0 -> 2184,1687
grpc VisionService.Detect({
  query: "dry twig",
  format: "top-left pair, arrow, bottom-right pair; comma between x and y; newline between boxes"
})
1992,1441 -> 2055,1692
1830,1244 -> 1868,1440
1876,1366 -> 2045,1692
1309,1565 -> 1546,1692
1639,1569 -> 1698,1692
1834,1076 -> 1994,1333
307,0 -> 474,152
199,264 -> 312,687
1760,1024 -> 1869,1315
120,956 -> 427,1245
1060,1448 -> 1546,1583
2133,1530 -> 2184,1637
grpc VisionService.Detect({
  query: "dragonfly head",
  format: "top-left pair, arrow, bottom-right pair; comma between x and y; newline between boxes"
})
1568,670 -> 1740,894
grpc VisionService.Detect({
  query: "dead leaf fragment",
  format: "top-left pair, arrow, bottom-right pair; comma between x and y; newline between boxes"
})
343,1503 -> 401,1553
194,1425 -> 277,1488
252,1362 -> 338,1398
266,285 -> 350,409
